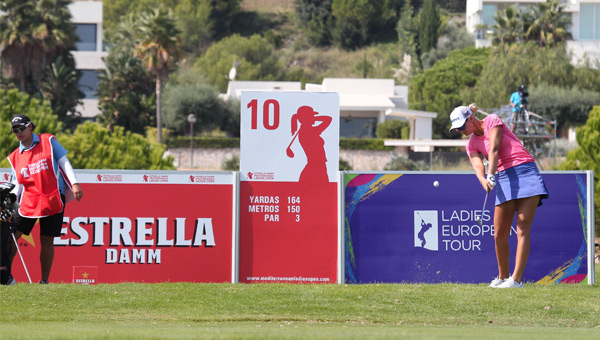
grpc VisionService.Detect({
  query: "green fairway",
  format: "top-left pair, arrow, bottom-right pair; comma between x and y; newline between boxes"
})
1,265 -> 599,339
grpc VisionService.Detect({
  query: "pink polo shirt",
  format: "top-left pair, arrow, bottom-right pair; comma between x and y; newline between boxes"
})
465,114 -> 534,172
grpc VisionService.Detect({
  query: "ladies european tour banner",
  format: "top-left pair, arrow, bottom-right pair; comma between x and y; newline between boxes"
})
239,91 -> 339,283
344,171 -> 594,284
3,170 -> 236,283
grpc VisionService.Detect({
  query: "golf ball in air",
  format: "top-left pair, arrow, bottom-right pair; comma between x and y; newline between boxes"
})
433,181 -> 439,187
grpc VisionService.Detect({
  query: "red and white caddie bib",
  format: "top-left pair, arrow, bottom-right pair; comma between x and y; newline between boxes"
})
7,134 -> 65,218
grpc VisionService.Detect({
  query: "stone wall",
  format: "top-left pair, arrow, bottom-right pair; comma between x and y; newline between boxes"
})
165,148 -> 395,171
165,148 -> 240,170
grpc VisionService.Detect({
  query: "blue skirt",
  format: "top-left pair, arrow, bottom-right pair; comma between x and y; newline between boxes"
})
495,162 -> 549,206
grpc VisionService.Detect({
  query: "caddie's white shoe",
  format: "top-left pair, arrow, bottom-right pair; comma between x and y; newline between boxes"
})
496,277 -> 523,288
489,277 -> 506,288
6,275 -> 16,286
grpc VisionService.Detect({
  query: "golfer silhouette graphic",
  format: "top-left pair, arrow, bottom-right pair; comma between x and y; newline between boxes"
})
418,219 -> 432,247
286,106 -> 332,183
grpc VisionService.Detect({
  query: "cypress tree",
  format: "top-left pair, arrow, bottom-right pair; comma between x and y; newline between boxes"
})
419,0 -> 440,53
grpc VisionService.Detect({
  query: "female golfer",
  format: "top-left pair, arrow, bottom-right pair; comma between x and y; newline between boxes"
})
449,104 -> 548,288
289,106 -> 332,183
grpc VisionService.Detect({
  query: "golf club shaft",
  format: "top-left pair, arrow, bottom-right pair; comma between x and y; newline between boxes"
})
416,212 -> 425,224
11,232 -> 32,283
287,130 -> 299,150
479,191 -> 489,226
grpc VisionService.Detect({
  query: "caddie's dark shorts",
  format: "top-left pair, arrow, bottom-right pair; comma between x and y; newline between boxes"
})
13,195 -> 65,237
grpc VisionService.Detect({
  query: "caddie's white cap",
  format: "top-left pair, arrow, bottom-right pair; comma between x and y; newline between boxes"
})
449,106 -> 473,132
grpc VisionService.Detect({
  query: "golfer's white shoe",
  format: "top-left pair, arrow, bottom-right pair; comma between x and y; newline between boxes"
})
489,277 -> 506,288
496,277 -> 523,288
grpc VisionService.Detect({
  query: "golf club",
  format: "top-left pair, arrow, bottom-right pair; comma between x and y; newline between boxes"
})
11,231 -> 32,283
478,189 -> 489,226
416,212 -> 425,224
285,131 -> 299,158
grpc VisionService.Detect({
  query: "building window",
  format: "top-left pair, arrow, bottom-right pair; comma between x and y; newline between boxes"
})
79,70 -> 99,99
340,117 -> 377,138
75,24 -> 97,51
482,4 -> 497,27
580,4 -> 600,40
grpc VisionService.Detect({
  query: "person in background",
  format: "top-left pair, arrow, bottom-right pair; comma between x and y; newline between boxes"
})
449,104 -> 549,288
509,85 -> 527,132
6,114 -> 83,285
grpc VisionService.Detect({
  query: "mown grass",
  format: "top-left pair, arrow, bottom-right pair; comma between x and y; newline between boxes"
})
1,266 -> 599,339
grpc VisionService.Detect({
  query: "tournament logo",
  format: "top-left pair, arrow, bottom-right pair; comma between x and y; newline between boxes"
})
414,210 -> 438,251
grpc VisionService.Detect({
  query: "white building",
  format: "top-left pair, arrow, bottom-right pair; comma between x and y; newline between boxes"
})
466,0 -> 600,64
224,79 -> 438,149
69,0 -> 107,120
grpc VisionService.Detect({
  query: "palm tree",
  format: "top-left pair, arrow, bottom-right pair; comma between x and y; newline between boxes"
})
0,0 -> 76,93
0,0 -> 41,91
41,55 -> 83,130
490,5 -> 524,45
524,0 -> 572,47
98,15 -> 156,135
134,7 -> 182,143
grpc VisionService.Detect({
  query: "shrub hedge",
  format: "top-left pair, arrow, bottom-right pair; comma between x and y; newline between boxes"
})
166,137 -> 394,151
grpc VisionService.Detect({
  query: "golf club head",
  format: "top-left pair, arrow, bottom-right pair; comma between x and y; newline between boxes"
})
286,148 -> 294,158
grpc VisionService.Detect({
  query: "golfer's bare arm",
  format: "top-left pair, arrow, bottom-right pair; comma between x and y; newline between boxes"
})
469,152 -> 487,191
487,126 -> 502,177
314,116 -> 332,134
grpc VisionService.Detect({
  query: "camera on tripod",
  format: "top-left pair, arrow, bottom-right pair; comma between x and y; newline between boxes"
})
518,85 -> 529,106
0,182 -> 18,222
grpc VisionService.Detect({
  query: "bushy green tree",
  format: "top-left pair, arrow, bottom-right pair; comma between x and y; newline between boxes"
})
98,15 -> 156,135
421,19 -> 474,70
97,53 -> 156,134
528,84 -> 600,133
295,0 -> 334,46
1,89 -> 173,170
297,0 -> 401,48
384,154 -> 427,171
331,0 -> 373,49
559,106 -> 600,233
331,0 -> 400,49
194,34 -> 283,92
409,46 -> 490,138
162,82 -> 237,136
210,0 -> 242,40
104,0 -> 238,54
471,43 -> 599,109
376,120 -> 408,139
439,0 -> 465,12
59,122 -> 175,170
0,89 -> 62,167
172,0 -> 212,54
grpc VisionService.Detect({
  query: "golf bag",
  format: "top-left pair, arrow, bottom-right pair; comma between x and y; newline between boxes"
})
0,182 -> 17,285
